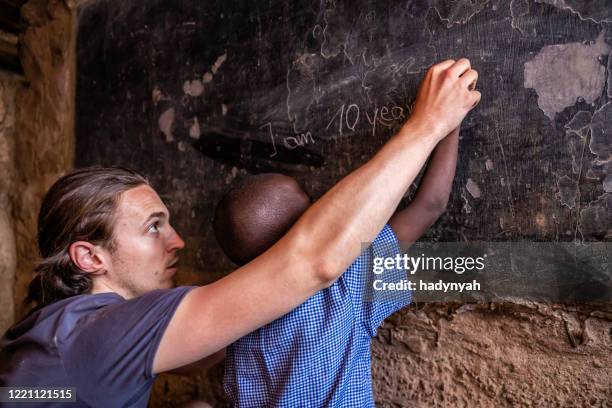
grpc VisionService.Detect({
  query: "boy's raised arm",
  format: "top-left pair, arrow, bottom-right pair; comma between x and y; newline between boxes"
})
389,125 -> 460,243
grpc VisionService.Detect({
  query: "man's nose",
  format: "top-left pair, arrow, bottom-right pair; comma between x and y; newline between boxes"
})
167,226 -> 185,251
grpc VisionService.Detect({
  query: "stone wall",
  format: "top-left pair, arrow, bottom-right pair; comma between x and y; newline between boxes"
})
0,69 -> 19,334
372,302 -> 612,407
13,0 -> 76,320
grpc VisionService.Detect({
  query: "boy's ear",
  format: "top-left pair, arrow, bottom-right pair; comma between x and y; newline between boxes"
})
69,241 -> 108,275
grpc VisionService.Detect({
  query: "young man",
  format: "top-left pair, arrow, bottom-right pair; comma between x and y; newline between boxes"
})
0,59 -> 479,406
214,126 -> 459,406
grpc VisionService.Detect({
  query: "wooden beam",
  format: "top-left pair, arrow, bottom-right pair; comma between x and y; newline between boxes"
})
0,37 -> 21,74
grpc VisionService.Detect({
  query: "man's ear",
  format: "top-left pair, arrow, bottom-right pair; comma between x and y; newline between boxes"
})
69,241 -> 108,275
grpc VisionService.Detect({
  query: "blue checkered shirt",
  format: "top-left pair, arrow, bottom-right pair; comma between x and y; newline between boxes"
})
224,224 -> 411,407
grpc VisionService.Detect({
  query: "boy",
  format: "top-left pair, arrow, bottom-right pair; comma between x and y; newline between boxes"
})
214,125 -> 460,406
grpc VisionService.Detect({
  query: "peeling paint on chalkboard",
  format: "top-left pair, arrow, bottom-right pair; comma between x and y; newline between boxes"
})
466,178 -> 482,199
524,31 -> 609,121
202,52 -> 227,84
183,79 -> 204,97
211,53 -> 227,74
189,117 -> 201,139
159,107 -> 175,143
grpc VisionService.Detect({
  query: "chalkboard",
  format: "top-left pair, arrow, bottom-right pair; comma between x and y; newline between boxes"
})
75,0 -> 612,274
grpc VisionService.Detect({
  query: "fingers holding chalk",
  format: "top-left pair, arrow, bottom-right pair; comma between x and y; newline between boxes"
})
469,79 -> 477,91
460,69 -> 478,91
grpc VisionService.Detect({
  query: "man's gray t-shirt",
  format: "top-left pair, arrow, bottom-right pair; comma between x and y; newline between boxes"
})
0,286 -> 194,407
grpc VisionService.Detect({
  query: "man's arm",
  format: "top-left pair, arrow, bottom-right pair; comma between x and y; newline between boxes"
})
153,58 -> 481,374
389,125 -> 459,242
166,349 -> 226,376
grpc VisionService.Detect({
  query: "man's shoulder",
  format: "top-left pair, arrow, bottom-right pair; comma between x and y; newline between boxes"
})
3,286 -> 193,348
2,292 -> 123,348
57,287 -> 194,339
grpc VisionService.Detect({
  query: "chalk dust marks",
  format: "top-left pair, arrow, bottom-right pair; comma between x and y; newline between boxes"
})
286,53 -> 317,134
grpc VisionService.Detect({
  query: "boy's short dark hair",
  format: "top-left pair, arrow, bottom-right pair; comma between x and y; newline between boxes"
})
213,174 -> 310,265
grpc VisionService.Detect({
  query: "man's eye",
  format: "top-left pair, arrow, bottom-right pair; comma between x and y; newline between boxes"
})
148,222 -> 160,233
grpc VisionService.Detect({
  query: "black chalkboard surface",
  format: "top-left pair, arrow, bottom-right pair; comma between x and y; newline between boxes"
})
76,0 -> 611,262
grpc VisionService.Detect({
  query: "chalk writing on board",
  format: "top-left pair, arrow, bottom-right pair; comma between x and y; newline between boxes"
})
284,131 -> 315,149
261,122 -> 316,158
326,102 -> 413,136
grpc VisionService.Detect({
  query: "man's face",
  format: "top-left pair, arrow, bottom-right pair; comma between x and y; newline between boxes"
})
103,184 -> 185,298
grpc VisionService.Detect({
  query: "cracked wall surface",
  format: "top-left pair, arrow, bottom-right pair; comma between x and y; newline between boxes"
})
372,302 -> 612,407
3,0 -> 605,406
0,71 -> 19,334
12,0 -> 77,321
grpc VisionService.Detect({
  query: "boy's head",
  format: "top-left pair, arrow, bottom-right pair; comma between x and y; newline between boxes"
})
213,173 -> 310,266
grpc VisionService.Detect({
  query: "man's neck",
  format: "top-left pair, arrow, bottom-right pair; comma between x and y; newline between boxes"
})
90,279 -> 130,299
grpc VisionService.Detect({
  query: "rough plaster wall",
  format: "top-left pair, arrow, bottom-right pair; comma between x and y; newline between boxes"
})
0,70 -> 19,334
150,365 -> 227,408
372,303 -> 612,407
13,0 -> 76,319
